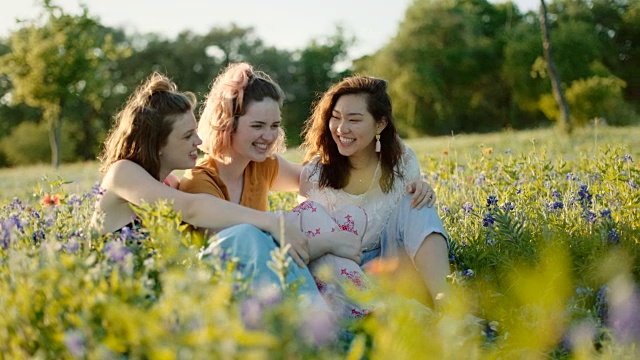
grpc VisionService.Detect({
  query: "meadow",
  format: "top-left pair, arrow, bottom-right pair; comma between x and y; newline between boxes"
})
0,124 -> 638,359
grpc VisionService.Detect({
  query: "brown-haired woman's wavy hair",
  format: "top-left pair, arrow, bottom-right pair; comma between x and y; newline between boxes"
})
99,72 -> 196,180
301,76 -> 403,193
198,62 -> 286,164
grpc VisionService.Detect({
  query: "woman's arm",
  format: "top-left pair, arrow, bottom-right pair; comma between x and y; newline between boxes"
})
400,144 -> 436,209
271,155 -> 303,192
104,160 -> 310,266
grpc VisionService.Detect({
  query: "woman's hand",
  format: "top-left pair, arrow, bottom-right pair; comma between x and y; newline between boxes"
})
406,180 -> 436,209
325,231 -> 362,264
268,214 -> 310,268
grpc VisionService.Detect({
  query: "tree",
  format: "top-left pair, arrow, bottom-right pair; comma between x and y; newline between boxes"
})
539,0 -> 572,134
0,0 -> 126,167
356,0 -> 512,135
282,29 -> 353,144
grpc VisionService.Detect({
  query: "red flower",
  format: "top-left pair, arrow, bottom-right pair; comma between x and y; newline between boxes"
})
43,194 -> 61,206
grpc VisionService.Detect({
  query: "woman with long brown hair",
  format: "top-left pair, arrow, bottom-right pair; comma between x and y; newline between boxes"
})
298,75 -> 450,316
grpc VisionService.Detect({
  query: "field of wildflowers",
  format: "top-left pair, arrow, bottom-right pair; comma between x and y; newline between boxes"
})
0,126 -> 638,359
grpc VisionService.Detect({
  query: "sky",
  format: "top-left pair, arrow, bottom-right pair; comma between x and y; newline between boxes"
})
0,0 -> 538,60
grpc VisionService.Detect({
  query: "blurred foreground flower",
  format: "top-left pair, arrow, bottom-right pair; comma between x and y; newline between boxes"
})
42,193 -> 60,206
608,275 -> 640,346
364,257 -> 399,276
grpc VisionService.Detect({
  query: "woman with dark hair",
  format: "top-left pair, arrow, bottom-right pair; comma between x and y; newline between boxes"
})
298,75 -> 450,316
91,72 -> 325,306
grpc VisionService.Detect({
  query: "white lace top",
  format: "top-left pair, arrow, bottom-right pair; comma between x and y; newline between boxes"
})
299,145 -> 421,251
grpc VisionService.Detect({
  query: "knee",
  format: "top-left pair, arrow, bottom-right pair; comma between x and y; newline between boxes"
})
224,223 -> 264,237
214,224 -> 276,253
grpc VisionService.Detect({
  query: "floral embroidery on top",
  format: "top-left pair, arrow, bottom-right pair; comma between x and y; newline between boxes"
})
302,145 -> 421,251
340,268 -> 369,290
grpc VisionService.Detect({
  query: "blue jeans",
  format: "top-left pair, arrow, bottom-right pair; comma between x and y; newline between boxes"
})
202,224 -> 327,309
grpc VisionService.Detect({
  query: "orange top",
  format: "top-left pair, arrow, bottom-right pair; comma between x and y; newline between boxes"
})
179,156 -> 279,212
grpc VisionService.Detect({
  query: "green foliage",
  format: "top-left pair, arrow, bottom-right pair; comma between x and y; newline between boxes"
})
0,121 -> 75,166
539,75 -> 638,126
0,1 -> 128,167
566,76 -> 637,126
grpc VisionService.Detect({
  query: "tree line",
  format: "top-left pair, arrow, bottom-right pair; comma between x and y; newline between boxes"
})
0,0 -> 638,167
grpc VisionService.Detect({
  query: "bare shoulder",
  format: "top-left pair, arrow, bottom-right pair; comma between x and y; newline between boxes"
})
104,160 -> 149,181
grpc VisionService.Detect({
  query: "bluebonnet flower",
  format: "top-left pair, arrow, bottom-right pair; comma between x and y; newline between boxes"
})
462,202 -> 474,215
608,279 -> 640,345
544,181 -> 551,189
104,240 -> 131,263
32,229 -> 45,243
441,206 -> 450,214
301,306 -> 337,346
463,269 -> 475,278
501,202 -> 515,212
505,149 -> 512,154
240,298 -> 263,330
475,173 -> 486,185
629,179 -> 637,189
563,321 -> 596,354
8,215 -> 23,233
486,195 -> 498,208
585,211 -> 597,224
483,213 -> 495,227
608,229 -> 620,244
31,210 -> 41,220
69,229 -> 83,239
552,189 -> 561,198
1,220 -> 13,250
119,226 -> 136,242
10,197 -> 24,211
577,184 -> 593,208
91,183 -> 106,197
63,330 -> 86,358
64,240 -> 80,253
548,201 -> 564,211
67,194 -> 83,206
595,285 -> 608,323
45,215 -> 55,228
600,209 -> 612,219
623,154 -> 633,163
482,321 -> 499,343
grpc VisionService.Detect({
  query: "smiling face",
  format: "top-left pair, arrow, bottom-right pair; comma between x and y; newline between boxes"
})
230,98 -> 281,163
159,111 -> 202,175
329,94 -> 387,161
